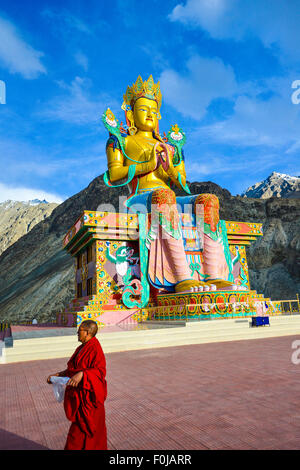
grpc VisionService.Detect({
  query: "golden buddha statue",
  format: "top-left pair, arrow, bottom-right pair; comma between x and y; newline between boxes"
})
103,75 -> 234,296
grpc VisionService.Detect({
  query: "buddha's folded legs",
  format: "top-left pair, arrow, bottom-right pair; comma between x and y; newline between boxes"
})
194,194 -> 233,287
128,188 -> 233,292
202,233 -> 230,281
147,189 -> 205,291
148,223 -> 194,287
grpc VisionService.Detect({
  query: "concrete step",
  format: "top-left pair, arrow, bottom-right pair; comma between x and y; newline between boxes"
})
7,315 -> 300,348
2,315 -> 300,364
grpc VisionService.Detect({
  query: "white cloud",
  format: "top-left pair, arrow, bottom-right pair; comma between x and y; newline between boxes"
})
169,0 -> 230,36
169,0 -> 300,63
285,140 -> 300,155
38,76 -> 116,125
185,151 -> 278,180
74,51 -> 89,71
0,131 -> 107,180
166,0 -> 300,170
0,182 -> 64,203
159,54 -> 237,120
199,76 -> 300,149
42,9 -> 92,35
0,15 -> 46,79
159,51 -> 300,154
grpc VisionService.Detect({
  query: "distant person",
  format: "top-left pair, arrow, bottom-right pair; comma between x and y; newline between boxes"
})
32,319 -> 38,325
47,320 -> 107,450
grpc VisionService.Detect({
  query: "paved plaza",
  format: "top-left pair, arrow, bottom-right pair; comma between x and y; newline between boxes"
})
1,334 -> 300,450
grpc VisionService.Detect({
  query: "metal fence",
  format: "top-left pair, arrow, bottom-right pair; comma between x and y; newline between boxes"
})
0,322 -> 12,341
134,301 -> 259,322
279,294 -> 300,314
132,295 -> 300,322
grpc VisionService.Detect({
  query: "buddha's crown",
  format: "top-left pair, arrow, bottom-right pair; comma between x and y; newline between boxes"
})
122,75 -> 162,113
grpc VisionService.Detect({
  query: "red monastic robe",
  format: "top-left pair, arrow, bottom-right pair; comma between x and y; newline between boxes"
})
63,336 -> 107,450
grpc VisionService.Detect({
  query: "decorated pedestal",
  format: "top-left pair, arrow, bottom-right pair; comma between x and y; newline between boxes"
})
57,210 -> 281,327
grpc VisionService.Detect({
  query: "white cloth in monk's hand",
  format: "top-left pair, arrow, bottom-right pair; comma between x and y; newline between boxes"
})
50,376 -> 69,402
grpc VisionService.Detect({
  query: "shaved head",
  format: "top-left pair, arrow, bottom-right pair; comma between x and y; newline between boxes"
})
80,320 -> 98,337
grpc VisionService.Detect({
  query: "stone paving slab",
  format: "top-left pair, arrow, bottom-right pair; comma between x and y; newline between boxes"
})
1,335 -> 300,450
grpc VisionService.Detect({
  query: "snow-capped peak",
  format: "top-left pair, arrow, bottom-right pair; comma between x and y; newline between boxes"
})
28,199 -> 49,205
0,198 -> 49,207
242,172 -> 300,199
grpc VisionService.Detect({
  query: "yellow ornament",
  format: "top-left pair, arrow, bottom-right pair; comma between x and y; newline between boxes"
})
105,108 -> 118,128
106,108 -> 115,121
172,124 -> 180,134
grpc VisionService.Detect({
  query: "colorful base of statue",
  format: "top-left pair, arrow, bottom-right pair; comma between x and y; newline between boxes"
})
58,211 -> 282,328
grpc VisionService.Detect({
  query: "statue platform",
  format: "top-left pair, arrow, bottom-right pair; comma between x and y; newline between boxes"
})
57,211 -> 281,327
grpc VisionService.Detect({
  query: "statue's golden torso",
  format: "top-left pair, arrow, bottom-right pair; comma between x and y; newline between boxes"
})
106,95 -> 186,194
124,133 -> 170,191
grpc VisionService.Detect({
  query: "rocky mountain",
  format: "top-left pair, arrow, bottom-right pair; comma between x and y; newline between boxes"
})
242,172 -> 300,199
0,200 -> 58,256
0,176 -> 299,323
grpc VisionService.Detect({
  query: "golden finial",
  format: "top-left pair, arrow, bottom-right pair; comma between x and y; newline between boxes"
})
172,124 -> 180,134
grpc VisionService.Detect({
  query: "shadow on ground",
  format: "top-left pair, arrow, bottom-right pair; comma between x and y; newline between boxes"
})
0,428 -> 49,450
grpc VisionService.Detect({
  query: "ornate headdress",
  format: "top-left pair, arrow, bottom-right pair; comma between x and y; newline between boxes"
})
122,75 -> 162,119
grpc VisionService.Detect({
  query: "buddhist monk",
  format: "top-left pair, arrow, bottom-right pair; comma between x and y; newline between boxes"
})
47,320 -> 107,450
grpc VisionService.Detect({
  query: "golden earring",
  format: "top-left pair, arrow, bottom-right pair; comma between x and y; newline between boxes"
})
128,123 -> 137,136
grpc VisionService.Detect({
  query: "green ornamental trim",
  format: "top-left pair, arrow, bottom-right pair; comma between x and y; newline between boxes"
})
167,124 -> 186,165
122,212 -> 150,308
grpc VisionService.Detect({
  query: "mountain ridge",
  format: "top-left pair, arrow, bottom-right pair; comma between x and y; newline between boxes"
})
0,200 -> 58,257
242,171 -> 300,199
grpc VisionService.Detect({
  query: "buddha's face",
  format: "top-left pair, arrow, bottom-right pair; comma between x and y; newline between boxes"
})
133,97 -> 158,132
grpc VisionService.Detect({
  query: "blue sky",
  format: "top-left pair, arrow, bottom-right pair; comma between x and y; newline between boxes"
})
0,0 -> 300,203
